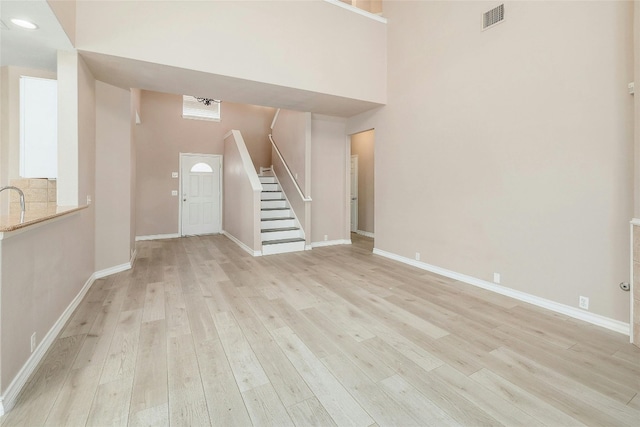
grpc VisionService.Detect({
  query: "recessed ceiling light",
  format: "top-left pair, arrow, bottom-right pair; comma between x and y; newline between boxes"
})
10,18 -> 38,30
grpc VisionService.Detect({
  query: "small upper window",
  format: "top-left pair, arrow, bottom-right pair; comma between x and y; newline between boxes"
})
190,163 -> 213,173
182,95 -> 220,121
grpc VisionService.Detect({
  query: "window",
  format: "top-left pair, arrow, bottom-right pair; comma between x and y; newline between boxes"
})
190,163 -> 213,173
182,95 -> 220,121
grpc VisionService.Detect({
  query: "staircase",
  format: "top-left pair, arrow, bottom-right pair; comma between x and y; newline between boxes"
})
259,175 -> 306,255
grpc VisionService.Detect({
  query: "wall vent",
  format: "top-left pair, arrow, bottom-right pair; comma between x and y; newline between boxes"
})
483,4 -> 504,30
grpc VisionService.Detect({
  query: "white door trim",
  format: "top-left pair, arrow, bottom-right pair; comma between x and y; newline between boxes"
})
178,153 -> 223,236
351,154 -> 359,232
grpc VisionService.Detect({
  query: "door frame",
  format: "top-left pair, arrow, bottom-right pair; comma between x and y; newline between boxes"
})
350,154 -> 359,232
346,129 -> 375,242
178,152 -> 223,236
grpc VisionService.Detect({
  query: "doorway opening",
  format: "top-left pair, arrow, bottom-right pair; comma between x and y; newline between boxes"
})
348,129 -> 375,248
179,153 -> 222,236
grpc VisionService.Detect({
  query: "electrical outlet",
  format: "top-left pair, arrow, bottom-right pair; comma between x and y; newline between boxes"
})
324,235 -> 328,241
171,190 -> 178,196
172,172 -> 178,178
493,273 -> 501,284
86,195 -> 92,205
579,296 -> 589,310
30,332 -> 36,353
415,252 -> 420,261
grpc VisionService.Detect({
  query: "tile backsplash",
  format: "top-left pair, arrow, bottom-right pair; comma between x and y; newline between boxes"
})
9,178 -> 57,213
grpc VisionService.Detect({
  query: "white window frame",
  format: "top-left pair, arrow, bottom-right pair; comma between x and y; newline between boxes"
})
182,95 -> 221,122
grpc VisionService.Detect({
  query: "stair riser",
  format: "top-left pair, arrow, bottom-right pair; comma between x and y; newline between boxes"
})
262,229 -> 303,241
262,240 -> 306,256
261,183 -> 280,191
261,219 -> 296,229
259,177 -> 277,184
261,192 -> 284,201
262,200 -> 287,209
261,209 -> 291,219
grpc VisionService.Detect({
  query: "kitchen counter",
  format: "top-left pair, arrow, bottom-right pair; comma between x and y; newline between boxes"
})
0,204 -> 88,233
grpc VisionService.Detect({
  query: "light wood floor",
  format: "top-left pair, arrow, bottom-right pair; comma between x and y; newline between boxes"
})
2,234 -> 639,426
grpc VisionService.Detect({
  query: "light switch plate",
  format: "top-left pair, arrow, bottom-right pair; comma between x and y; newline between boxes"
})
172,172 -> 179,178
171,190 -> 178,196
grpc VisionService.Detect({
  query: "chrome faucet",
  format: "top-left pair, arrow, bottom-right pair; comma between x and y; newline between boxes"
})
0,186 -> 26,221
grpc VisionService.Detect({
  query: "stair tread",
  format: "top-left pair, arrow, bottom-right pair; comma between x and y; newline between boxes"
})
261,207 -> 290,211
262,238 -> 306,245
261,190 -> 282,193
261,227 -> 300,233
261,217 -> 295,221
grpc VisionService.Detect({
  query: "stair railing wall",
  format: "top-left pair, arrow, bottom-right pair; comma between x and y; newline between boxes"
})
223,130 -> 263,255
269,108 -> 312,248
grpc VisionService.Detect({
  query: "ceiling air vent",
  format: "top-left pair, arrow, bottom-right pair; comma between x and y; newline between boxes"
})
483,4 -> 504,30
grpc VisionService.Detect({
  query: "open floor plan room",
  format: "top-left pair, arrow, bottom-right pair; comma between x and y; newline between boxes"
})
1,234 -> 638,426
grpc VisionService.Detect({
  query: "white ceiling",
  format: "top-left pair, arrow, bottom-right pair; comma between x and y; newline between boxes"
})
0,0 -> 73,71
80,51 -> 382,117
0,1 -> 382,117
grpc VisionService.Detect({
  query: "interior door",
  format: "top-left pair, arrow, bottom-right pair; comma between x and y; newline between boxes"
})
351,155 -> 358,232
181,154 -> 221,236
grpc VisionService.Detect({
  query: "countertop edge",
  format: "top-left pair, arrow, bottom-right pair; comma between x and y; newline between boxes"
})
0,205 -> 89,238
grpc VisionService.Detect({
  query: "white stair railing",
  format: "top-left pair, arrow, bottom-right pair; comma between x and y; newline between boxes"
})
268,134 -> 312,203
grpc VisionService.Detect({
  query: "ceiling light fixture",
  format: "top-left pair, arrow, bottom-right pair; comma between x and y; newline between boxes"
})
195,97 -> 220,106
10,18 -> 38,30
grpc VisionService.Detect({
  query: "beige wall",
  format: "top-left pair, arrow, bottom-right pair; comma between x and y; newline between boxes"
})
0,66 -> 57,213
57,51 -> 80,206
75,1 -> 386,106
77,56 -> 95,209
0,208 -> 95,393
134,90 -> 274,237
311,114 -> 348,244
95,81 -> 133,271
271,109 -> 311,195
351,129 -> 375,234
1,51 -> 96,396
347,0 -> 634,322
223,131 -> 262,252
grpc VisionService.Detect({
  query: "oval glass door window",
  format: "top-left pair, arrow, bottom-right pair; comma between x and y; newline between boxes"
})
190,162 -> 213,173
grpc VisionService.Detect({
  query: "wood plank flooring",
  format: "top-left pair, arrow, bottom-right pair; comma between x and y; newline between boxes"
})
2,234 -> 639,426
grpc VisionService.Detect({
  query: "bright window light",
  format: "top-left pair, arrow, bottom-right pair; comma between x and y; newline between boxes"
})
182,95 -> 220,122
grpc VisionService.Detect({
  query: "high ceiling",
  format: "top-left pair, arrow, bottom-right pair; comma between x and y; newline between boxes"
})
0,0 -> 73,71
0,0 -> 383,117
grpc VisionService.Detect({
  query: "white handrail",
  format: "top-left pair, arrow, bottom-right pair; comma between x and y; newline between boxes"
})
268,134 -> 312,202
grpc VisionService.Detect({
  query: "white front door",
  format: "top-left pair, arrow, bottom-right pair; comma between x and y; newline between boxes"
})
350,155 -> 358,232
180,154 -> 221,236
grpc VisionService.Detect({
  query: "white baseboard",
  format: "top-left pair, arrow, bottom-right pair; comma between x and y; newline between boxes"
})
222,231 -> 262,256
355,230 -> 375,238
0,273 -> 98,416
372,248 -> 630,336
311,239 -> 352,248
135,233 -> 180,241
94,262 -> 131,279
